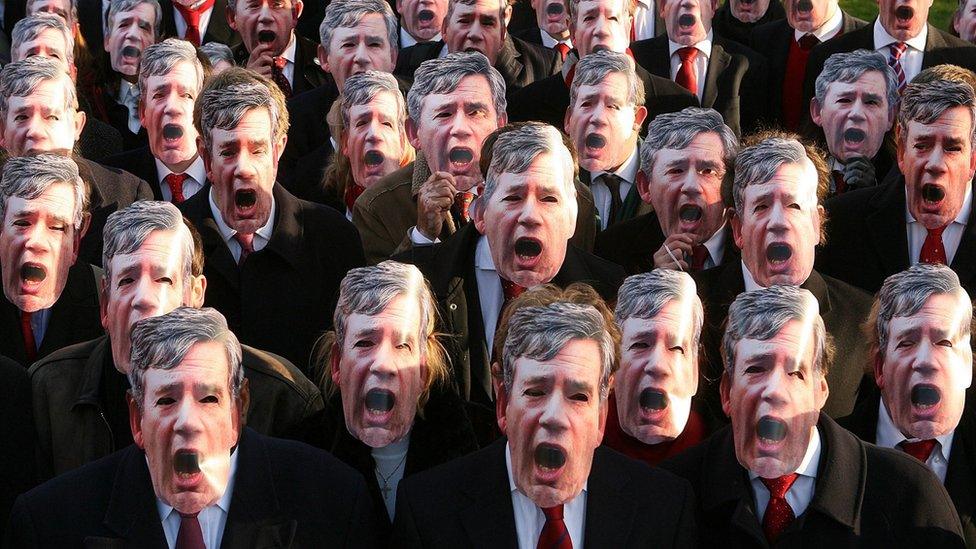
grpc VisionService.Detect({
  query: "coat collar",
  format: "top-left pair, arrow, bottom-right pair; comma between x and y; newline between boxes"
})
73,336 -> 114,409
101,445 -> 169,544
458,439 -> 520,546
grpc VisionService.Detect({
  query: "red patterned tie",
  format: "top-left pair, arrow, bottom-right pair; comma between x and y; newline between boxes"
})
20,311 -> 37,363
675,47 -> 699,96
165,172 -> 188,204
501,278 -> 526,303
235,232 -> 254,266
831,170 -> 847,195
690,244 -> 710,271
271,56 -> 293,98
798,33 -> 819,50
454,191 -> 474,224
173,0 -> 215,46
344,182 -> 366,213
537,504 -> 572,549
888,42 -> 908,93
899,439 -> 937,463
760,473 -> 798,544
554,42 -> 570,61
919,225 -> 948,265
176,512 -> 205,549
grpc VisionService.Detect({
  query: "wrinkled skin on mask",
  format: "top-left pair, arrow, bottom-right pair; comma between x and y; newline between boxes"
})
343,91 -> 409,190
565,72 -> 646,174
397,0 -> 448,42
318,13 -> 397,90
442,0 -> 510,65
140,61 -> 201,173
811,70 -> 893,164
878,0 -> 932,41
532,0 -> 570,39
782,0 -> 835,33
660,0 -> 718,46
104,2 -> 156,78
569,0 -> 632,56
729,0 -> 771,23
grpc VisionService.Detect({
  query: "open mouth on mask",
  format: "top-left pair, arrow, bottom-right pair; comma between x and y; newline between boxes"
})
921,184 -> 946,206
756,415 -> 788,451
766,242 -> 793,265
364,150 -> 385,167
234,189 -> 258,216
173,449 -> 203,486
910,384 -> 941,411
533,443 -> 567,481
546,2 -> 565,15
448,147 -> 474,172
795,0 -> 813,13
585,133 -> 607,151
20,262 -> 47,287
895,5 -> 914,21
162,123 -> 184,141
417,8 -> 435,22
257,30 -> 277,43
678,13 -> 697,28
514,237 -> 544,263
638,387 -> 669,421
364,388 -> 397,424
843,127 -> 866,144
678,204 -> 703,231
121,45 -> 141,59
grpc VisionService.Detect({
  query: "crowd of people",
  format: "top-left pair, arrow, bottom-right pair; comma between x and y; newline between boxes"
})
0,0 -> 975,544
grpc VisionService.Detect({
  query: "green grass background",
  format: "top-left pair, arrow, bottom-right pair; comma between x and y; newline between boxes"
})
837,0 -> 958,32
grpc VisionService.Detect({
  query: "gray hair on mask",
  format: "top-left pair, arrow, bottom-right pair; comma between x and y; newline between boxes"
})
199,41 -> 235,68
407,51 -> 506,123
107,0 -> 162,40
138,38 -> 204,98
0,153 -> 87,230
319,0 -> 398,58
0,55 -> 78,120
731,137 -> 807,215
502,301 -> 616,399
874,264 -> 972,360
480,123 -> 577,208
197,78 -> 287,152
615,270 -> 703,359
815,50 -> 899,120
898,78 -> 976,146
722,285 -> 831,375
128,306 -> 244,410
102,200 -> 194,290
11,12 -> 75,64
339,70 -> 406,128
640,106 -> 738,178
569,49 -> 644,108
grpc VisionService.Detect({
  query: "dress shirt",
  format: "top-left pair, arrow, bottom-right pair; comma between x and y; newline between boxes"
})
474,235 -> 504,352
373,432 -> 411,520
668,32 -> 712,102
172,1 -> 214,42
279,33 -> 297,86
876,399 -> 954,483
633,0 -> 656,41
399,27 -> 441,49
208,187 -> 276,263
157,449 -> 239,549
438,42 -> 450,58
590,146 -> 640,230
742,260 -> 762,291
27,307 -> 52,349
155,155 -> 206,203
539,30 -> 573,51
700,222 -> 727,268
749,426 -> 821,521
118,79 -> 141,134
905,183 -> 972,266
506,443 -> 587,549
873,20 -> 927,84
794,5 -> 843,42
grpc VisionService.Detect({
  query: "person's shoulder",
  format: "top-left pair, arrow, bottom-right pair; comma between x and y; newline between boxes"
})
820,271 -> 873,306
28,337 -> 102,379
751,18 -> 790,40
253,429 -> 366,489
400,439 -> 501,498
594,445 -> 691,493
241,344 -> 320,401
825,182 -> 888,215
17,444 -> 132,509
356,163 -> 415,209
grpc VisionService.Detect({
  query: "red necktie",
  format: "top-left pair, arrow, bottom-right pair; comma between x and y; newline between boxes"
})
271,56 -> 293,98
537,504 -> 572,549
344,182 -> 365,213
554,42 -> 570,61
173,0 -> 215,46
888,42 -> 908,93
899,439 -> 938,463
20,311 -> 37,363
235,232 -> 254,266
165,172 -> 188,204
919,225 -> 948,265
454,191 -> 475,224
831,170 -> 847,195
501,278 -> 526,303
176,512 -> 205,549
690,244 -> 710,271
760,473 -> 798,544
675,47 -> 699,96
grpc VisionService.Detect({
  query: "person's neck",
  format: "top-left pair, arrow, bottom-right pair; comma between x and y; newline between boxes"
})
163,153 -> 197,174
545,28 -> 570,41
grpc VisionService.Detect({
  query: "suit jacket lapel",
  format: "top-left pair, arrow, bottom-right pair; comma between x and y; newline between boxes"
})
459,440 -> 519,548
949,181 -> 976,289
582,449 -> 639,547
867,180 -> 911,275
184,185 -> 241,291
945,397 -> 976,534
102,446 -> 168,546
39,263 -> 99,357
700,427 -> 768,545
703,42 -> 730,109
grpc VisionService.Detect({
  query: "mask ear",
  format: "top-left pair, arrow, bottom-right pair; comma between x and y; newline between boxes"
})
127,391 -> 145,449
719,370 -> 732,418
494,361 -> 508,434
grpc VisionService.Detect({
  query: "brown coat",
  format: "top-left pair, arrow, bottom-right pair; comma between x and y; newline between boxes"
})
352,153 -> 600,265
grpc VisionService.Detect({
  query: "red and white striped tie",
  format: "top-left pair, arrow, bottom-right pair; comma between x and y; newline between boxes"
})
888,42 -> 908,93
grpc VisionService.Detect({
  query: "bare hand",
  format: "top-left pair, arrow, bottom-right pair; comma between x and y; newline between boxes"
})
416,171 -> 458,241
245,42 -> 275,78
653,233 -> 695,271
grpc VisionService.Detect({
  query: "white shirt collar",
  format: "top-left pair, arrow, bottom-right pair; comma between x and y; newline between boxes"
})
475,234 -> 495,271
280,33 -> 297,64
741,260 -> 763,291
749,426 -> 822,481
795,6 -> 844,42
904,182 -> 973,226
876,397 -> 954,460
873,17 -> 928,51
540,31 -> 572,49
399,27 -> 440,48
668,30 -> 713,58
591,144 -> 641,185
155,448 -> 239,520
702,221 -> 727,266
154,155 -> 207,186
119,79 -> 139,103
208,186 -> 277,245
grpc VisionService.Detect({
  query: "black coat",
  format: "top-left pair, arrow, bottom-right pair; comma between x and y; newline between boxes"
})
816,178 -> 976,297
78,118 -> 124,162
630,34 -> 769,135
712,0 -> 787,47
4,428 -> 378,548
158,0 -> 240,46
396,223 -> 626,406
393,35 -> 562,94
803,22 -> 976,123
279,80 -> 339,185
593,211 -> 739,275
178,183 -> 366,371
391,438 -> 698,548
749,12 -> 867,126
506,59 -> 698,136
232,34 -> 327,97
0,263 -> 103,368
693,262 -> 873,420
76,157 -> 156,267
839,387 -> 976,547
100,146 -> 162,199
0,355 -> 33,542
660,413 -> 965,547
294,386 -> 494,537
